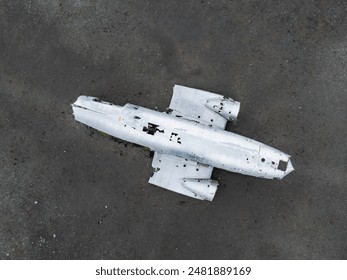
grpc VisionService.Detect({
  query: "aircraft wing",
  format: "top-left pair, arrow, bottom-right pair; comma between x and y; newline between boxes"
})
148,152 -> 218,201
168,85 -> 229,129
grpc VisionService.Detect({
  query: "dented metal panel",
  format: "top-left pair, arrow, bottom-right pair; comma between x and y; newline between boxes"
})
205,97 -> 240,121
182,179 -> 218,202
169,85 -> 228,129
149,152 -> 215,200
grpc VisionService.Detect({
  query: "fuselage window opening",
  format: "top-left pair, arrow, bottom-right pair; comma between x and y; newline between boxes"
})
277,160 -> 288,171
143,123 -> 160,135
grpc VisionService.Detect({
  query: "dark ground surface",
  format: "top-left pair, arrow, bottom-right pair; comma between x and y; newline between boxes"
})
0,0 -> 346,259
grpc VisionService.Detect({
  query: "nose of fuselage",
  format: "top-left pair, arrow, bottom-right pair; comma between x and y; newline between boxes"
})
276,158 -> 294,179
286,159 -> 294,174
257,145 -> 294,179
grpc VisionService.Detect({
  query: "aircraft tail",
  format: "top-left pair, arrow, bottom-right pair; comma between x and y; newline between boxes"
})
72,96 -> 122,136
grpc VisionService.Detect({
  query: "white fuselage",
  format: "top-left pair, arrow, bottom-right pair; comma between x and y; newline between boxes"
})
73,96 -> 294,179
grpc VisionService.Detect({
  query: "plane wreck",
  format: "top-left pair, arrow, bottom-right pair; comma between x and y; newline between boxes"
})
72,85 -> 294,201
